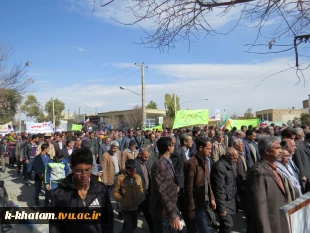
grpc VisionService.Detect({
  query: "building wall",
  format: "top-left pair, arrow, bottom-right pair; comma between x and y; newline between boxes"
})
256,109 -> 308,123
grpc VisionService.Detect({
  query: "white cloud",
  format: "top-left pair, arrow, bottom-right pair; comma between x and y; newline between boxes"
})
30,57 -> 310,118
77,47 -> 85,52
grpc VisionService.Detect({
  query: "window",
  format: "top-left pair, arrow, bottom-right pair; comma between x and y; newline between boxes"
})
268,113 -> 273,121
263,114 -> 268,120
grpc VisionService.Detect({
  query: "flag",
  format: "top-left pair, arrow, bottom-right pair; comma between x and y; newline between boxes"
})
83,118 -> 90,129
220,110 -> 230,131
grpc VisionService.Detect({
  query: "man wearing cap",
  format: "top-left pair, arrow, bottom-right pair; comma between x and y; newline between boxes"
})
121,140 -> 139,170
120,129 -> 137,152
36,133 -> 55,159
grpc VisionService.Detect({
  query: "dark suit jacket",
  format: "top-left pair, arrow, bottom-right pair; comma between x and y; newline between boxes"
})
0,143 -> 9,156
150,155 -> 179,221
134,158 -> 151,203
293,140 -> 310,179
62,147 -> 74,163
246,159 -> 287,233
171,147 -> 188,189
120,136 -> 136,152
52,140 -> 66,153
134,135 -> 143,149
33,154 -> 50,181
304,141 -> 310,158
243,139 -> 260,169
211,158 -> 237,214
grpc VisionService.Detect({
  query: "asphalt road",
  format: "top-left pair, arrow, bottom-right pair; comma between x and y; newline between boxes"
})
2,166 -> 246,233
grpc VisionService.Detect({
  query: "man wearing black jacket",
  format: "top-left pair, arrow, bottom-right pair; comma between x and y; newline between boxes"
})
211,147 -> 238,233
135,148 -> 154,233
50,147 -> 114,233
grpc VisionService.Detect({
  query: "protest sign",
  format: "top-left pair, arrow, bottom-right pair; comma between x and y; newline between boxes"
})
26,121 -> 54,134
56,120 -> 68,132
72,124 -> 82,131
173,109 -> 209,129
226,118 -> 260,130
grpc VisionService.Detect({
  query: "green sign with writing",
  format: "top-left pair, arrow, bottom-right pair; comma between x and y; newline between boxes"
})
173,109 -> 209,129
227,119 -> 260,130
72,124 -> 82,131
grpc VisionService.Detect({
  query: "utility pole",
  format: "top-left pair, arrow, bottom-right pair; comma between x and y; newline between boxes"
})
135,62 -> 148,129
18,104 -> 22,133
308,95 -> 310,115
52,99 -> 55,130
174,93 -> 177,117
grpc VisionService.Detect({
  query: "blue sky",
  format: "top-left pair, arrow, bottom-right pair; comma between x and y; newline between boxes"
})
1,0 -> 309,120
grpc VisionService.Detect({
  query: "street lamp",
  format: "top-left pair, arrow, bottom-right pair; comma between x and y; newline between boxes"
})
180,98 -> 209,105
119,86 -> 142,96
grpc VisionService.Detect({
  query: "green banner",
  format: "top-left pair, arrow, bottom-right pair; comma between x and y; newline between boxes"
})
226,119 -> 260,130
72,124 -> 82,131
173,109 -> 209,129
145,125 -> 163,131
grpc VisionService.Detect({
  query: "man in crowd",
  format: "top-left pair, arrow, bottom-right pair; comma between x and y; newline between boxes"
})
114,159 -> 143,233
184,136 -> 216,233
280,139 -> 303,192
293,128 -> 310,191
62,138 -> 75,168
121,140 -> 139,171
24,135 -> 40,185
33,144 -> 50,206
53,132 -> 66,153
50,147 -> 114,233
0,139 -> 9,174
121,129 -> 136,152
247,136 -> 287,233
211,147 -> 238,233
102,141 -> 122,219
150,137 -> 183,232
135,148 -> 154,233
211,131 -> 226,162
243,130 -> 260,169
99,136 -> 112,165
171,132 -> 193,220
305,132 -> 310,156
36,133 -> 55,159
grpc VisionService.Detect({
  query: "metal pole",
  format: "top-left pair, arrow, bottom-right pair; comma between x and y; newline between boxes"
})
19,106 -> 21,133
174,93 -> 177,117
141,63 -> 146,130
52,99 -> 55,130
308,95 -> 310,115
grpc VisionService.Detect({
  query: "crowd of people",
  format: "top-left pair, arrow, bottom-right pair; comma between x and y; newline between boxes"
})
0,123 -> 310,233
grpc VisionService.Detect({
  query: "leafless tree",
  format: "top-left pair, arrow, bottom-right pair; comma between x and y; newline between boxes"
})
230,113 -> 240,119
97,0 -> 310,84
105,115 -> 122,129
122,105 -> 143,129
0,43 -> 31,95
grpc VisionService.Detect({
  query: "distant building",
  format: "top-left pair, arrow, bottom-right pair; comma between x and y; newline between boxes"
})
97,109 -> 166,130
256,108 -> 308,123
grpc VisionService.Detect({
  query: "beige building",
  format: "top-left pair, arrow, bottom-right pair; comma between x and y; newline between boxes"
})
256,108 -> 308,123
98,109 -> 166,128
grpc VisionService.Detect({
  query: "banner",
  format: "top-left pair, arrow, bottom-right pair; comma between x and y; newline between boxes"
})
72,124 -> 82,131
226,118 -> 260,130
214,109 -> 221,120
56,120 -> 68,132
145,125 -> 163,131
173,109 -> 209,129
26,121 -> 54,134
0,122 -> 13,135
